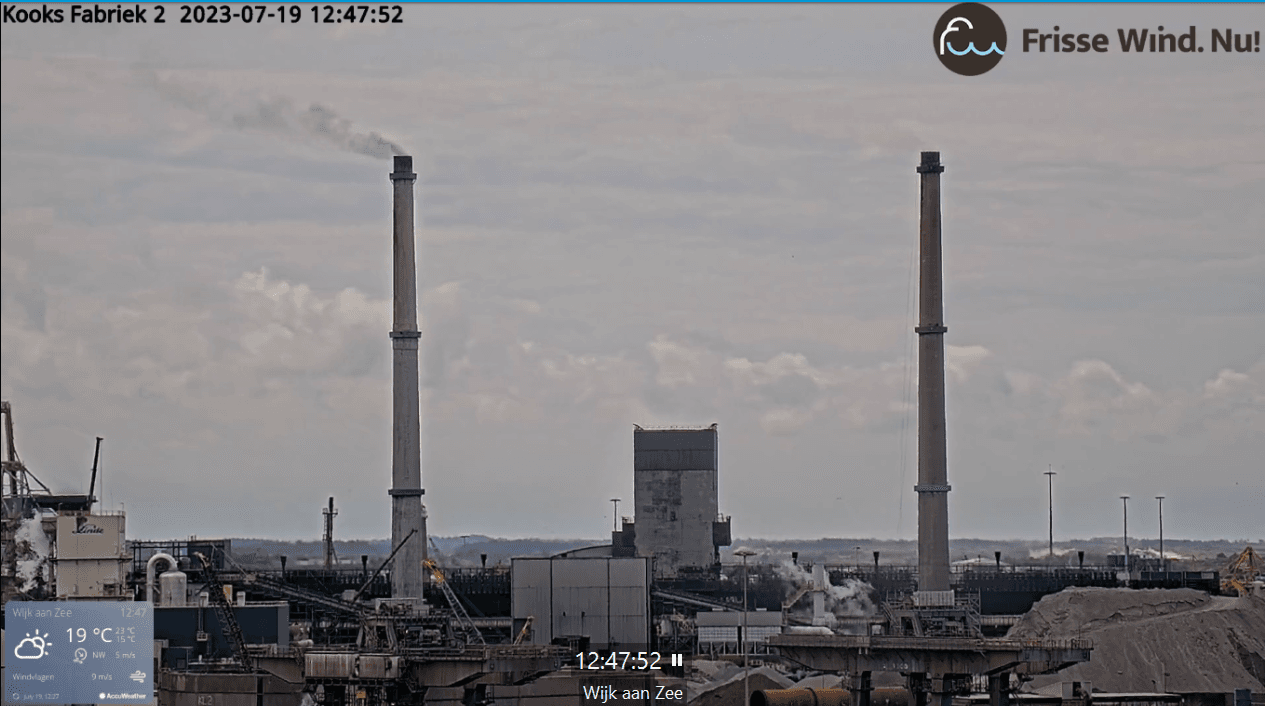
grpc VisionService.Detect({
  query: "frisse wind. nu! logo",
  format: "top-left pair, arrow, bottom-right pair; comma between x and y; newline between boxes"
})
935,3 -> 1008,76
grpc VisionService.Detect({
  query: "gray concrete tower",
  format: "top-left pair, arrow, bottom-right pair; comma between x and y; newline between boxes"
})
915,151 -> 951,596
389,155 -> 427,603
632,425 -> 728,577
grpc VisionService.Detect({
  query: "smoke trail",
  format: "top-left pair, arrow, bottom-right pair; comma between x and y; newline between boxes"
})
298,104 -> 404,159
145,71 -> 405,159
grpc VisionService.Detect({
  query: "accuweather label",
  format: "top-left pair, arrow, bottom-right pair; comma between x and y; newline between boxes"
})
4,602 -> 154,705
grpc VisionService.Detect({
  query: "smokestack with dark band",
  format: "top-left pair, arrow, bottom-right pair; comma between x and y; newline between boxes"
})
915,151 -> 952,599
389,155 -> 427,604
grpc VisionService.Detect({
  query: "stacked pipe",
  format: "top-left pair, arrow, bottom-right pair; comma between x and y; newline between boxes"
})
751,688 -> 911,706
389,155 -> 427,603
914,151 -> 952,598
751,689 -> 851,706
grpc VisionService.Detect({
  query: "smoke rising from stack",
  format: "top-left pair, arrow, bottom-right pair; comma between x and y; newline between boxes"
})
146,72 -> 405,159
295,104 -> 404,159
231,97 -> 404,159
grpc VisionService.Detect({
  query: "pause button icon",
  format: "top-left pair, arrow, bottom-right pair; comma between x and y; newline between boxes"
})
669,653 -> 683,667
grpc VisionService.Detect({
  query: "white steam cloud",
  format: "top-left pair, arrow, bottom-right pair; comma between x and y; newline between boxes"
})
773,560 -> 875,634
15,514 -> 52,594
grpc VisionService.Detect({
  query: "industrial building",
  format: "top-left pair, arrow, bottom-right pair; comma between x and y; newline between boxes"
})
54,513 -> 130,600
510,556 -> 652,651
612,424 -> 731,578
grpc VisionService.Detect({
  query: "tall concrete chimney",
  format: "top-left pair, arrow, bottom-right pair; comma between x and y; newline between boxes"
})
915,151 -> 951,599
389,155 -> 427,604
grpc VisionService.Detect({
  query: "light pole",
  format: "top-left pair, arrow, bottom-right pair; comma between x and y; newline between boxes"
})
1045,467 -> 1057,561
1120,495 -> 1130,577
1156,495 -> 1165,576
734,548 -> 756,706
610,498 -> 620,531
854,546 -> 861,571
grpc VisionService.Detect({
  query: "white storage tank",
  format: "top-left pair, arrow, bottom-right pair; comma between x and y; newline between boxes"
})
159,570 -> 187,607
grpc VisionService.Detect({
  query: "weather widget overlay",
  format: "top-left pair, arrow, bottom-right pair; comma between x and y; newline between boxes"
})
4,602 -> 154,704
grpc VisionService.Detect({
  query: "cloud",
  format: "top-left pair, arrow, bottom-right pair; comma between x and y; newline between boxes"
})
991,357 -> 1265,443
946,344 -> 992,383
648,335 -> 716,388
1203,365 -> 1262,404
758,407 -> 821,436
1,264 -> 390,424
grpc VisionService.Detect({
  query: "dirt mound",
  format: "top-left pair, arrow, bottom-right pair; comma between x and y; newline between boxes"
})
688,666 -> 794,705
793,674 -> 845,690
1007,588 -> 1265,692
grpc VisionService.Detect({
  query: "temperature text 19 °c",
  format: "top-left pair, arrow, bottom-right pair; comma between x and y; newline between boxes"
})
66,627 -> 138,643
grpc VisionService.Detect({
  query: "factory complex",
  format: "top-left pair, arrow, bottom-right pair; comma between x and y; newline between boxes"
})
3,154 -> 1262,706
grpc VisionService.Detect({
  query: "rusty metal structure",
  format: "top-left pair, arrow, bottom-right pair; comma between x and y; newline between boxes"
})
752,688 -> 856,706
1221,546 -> 1264,596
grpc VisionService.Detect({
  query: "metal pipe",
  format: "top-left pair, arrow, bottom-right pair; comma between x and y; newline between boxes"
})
735,548 -> 756,706
1121,495 -> 1130,578
323,496 -> 337,569
146,552 -> 177,604
752,688 -> 912,706
1044,467 -> 1056,560
915,151 -> 951,594
88,436 -> 103,510
389,155 -> 427,604
751,689 -> 851,706
352,528 -> 416,603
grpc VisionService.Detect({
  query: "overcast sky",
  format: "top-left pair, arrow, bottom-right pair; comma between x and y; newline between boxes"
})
2,5 -> 1262,545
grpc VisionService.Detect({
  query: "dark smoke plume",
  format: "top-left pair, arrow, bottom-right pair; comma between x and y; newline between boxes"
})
144,70 -> 405,159
297,104 -> 404,159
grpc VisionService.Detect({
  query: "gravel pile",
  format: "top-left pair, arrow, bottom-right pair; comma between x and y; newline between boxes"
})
687,666 -> 794,704
1007,588 -> 1265,692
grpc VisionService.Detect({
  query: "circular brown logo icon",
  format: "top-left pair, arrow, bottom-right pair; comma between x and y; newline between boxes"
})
934,3 -> 1007,76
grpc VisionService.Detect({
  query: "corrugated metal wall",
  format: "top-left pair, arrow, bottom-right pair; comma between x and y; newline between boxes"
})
607,558 -> 650,650
633,428 -> 717,471
552,558 -> 609,647
511,557 -> 650,651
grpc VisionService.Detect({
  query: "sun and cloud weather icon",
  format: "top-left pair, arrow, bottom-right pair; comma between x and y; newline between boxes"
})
14,630 -> 51,660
